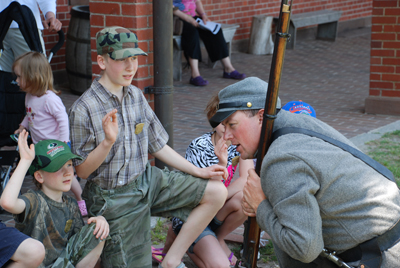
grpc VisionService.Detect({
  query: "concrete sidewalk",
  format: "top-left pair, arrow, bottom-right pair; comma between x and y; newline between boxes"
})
1,26 -> 400,267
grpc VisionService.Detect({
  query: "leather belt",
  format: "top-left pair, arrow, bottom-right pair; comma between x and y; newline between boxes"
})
338,218 -> 400,264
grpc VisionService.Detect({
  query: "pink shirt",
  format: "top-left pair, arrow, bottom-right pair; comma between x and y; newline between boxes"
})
181,0 -> 196,16
21,90 -> 69,144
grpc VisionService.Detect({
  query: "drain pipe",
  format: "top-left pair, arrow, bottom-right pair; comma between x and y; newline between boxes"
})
151,0 -> 174,169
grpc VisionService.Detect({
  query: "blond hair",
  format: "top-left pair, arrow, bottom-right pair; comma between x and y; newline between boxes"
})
12,52 -> 59,96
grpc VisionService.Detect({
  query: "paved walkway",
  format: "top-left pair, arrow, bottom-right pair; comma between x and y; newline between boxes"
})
1,26 -> 400,267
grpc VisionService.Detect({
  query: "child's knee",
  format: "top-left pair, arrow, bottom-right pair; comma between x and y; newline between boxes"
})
204,180 -> 227,205
25,238 -> 45,265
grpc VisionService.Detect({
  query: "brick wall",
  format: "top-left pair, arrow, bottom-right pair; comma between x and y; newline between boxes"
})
46,0 -> 372,74
365,0 -> 400,115
369,0 -> 400,97
201,0 -> 372,41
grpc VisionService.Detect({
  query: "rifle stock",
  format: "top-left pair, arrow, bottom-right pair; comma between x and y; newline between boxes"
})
240,1 -> 292,267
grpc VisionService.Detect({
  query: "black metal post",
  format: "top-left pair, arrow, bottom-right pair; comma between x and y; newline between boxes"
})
152,0 -> 174,169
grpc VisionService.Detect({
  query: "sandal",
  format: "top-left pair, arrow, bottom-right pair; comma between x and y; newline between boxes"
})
158,262 -> 185,268
189,76 -> 208,86
223,70 -> 246,80
228,252 -> 237,267
77,200 -> 88,217
152,247 -> 165,264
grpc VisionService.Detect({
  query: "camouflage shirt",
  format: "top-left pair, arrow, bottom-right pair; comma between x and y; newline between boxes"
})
14,190 -> 84,268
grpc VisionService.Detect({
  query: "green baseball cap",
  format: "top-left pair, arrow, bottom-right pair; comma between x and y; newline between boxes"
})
96,26 -> 148,60
28,140 -> 82,175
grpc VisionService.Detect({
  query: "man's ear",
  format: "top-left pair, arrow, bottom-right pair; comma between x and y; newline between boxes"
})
34,171 -> 44,185
97,55 -> 106,70
258,109 -> 264,124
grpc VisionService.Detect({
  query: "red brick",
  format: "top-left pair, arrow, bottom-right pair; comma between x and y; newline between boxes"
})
370,73 -> 381,80
382,74 -> 400,82
371,25 -> 383,32
373,1 -> 398,8
372,8 -> 384,15
382,58 -> 400,65
383,41 -> 400,49
370,65 -> 395,73
369,89 -> 381,96
372,16 -> 397,24
371,33 -> 397,40
382,90 -> 400,97
370,49 -> 395,57
91,3 -> 120,15
396,83 -> 400,90
91,15 -> 105,27
385,8 -> 400,16
383,24 -> 400,32
371,41 -> 382,48
370,81 -> 395,89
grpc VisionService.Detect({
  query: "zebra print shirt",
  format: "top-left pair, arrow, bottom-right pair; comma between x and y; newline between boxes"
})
185,131 -> 240,186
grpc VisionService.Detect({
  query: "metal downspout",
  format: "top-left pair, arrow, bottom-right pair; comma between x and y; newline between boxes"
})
152,0 -> 174,169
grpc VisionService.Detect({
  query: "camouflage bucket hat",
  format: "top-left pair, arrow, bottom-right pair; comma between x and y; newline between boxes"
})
96,26 -> 148,60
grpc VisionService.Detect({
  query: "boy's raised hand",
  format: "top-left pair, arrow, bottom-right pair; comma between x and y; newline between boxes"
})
88,215 -> 110,240
102,109 -> 119,146
18,130 -> 35,162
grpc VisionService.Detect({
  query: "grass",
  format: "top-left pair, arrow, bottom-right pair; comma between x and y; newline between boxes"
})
364,130 -> 400,187
151,218 -> 169,245
149,130 -> 400,265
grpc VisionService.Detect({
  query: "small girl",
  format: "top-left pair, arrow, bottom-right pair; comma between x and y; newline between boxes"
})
12,51 -> 87,216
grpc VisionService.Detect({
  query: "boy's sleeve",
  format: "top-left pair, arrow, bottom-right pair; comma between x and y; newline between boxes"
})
13,192 -> 36,227
69,105 -> 96,166
142,94 -> 169,154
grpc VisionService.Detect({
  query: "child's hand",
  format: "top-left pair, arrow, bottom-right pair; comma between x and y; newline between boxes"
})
214,136 -> 228,167
88,215 -> 110,240
102,109 -> 119,146
18,130 -> 35,162
198,164 -> 227,180
14,125 -> 26,134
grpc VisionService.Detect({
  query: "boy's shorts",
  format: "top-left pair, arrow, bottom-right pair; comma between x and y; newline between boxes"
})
82,162 -> 208,268
51,223 -> 106,268
0,221 -> 29,267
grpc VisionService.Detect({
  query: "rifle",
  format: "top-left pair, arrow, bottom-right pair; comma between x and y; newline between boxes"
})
239,1 -> 293,267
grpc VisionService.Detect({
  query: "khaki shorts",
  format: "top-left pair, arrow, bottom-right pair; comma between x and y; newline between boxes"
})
82,162 -> 208,268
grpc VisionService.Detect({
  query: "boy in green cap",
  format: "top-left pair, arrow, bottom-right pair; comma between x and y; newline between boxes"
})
68,26 -> 227,268
0,130 -> 110,268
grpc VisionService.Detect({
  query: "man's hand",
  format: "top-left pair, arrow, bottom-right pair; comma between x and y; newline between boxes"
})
201,14 -> 209,24
18,130 -> 35,162
102,109 -> 119,146
242,168 -> 267,217
43,12 -> 62,32
187,15 -> 199,27
88,216 -> 110,240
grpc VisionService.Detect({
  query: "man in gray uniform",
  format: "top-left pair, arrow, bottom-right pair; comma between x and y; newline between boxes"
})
209,77 -> 400,268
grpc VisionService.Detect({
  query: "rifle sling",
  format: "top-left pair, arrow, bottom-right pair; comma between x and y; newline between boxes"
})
271,127 -> 395,182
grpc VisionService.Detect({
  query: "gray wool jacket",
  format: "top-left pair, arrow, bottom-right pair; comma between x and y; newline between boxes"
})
256,109 -> 400,264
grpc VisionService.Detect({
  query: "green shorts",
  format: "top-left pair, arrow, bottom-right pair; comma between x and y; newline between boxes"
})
82,162 -> 208,268
51,223 -> 105,268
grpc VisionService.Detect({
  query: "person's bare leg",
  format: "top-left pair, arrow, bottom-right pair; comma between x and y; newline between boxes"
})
7,238 -> 45,268
76,241 -> 105,268
162,224 -> 176,255
187,235 -> 230,268
221,57 -> 235,73
215,192 -> 246,262
160,180 -> 227,268
70,175 -> 83,201
189,57 -> 201,78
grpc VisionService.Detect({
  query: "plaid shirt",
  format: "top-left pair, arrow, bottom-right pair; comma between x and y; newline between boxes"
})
68,78 -> 168,189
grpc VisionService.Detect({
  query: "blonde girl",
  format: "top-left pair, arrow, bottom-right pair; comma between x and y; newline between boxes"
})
12,51 -> 87,216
